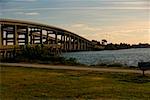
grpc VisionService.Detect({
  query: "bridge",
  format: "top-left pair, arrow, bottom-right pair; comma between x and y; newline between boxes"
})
0,19 -> 94,58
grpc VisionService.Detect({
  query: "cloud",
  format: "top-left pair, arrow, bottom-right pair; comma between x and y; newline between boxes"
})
71,23 -> 102,32
71,24 -> 85,28
16,12 -> 39,16
63,23 -> 103,40
13,0 -> 37,2
0,0 -> 10,3
0,0 -> 37,3
1,6 -> 149,12
109,28 -> 149,34
66,20 -> 149,44
24,12 -> 39,15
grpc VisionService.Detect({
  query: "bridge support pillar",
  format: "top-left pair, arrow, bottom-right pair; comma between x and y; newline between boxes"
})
25,26 -> 29,45
29,29 -> 33,44
55,31 -> 58,44
14,25 -> 18,45
66,36 -> 68,50
61,35 -> 63,45
85,42 -> 88,51
80,40 -> 82,50
0,24 -> 2,47
80,39 -> 82,51
6,31 -> 8,45
82,41 -> 84,50
60,35 -> 63,49
33,35 -> 36,44
46,31 -> 49,44
46,31 -> 52,44
63,35 -> 66,51
77,38 -> 80,51
40,29 -> 43,44
73,36 -> 75,51
69,35 -> 72,51
75,39 -> 77,51
83,41 -> 85,51
87,43 -> 89,51
82,40 -> 84,51
84,42 -> 87,51
65,35 -> 68,51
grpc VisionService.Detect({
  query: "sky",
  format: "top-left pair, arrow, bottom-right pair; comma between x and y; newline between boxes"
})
0,0 -> 150,44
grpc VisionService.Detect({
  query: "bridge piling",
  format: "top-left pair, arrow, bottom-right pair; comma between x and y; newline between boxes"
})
40,28 -> 43,44
0,24 -> 2,47
69,35 -> 72,51
25,26 -> 29,45
54,31 -> 58,45
72,36 -> 75,51
63,35 -> 66,51
14,25 -> 18,45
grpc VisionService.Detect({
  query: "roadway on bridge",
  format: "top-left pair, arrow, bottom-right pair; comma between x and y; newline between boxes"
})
0,63 -> 150,74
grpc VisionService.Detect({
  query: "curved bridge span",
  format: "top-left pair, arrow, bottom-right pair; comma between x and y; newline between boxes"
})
0,19 -> 94,55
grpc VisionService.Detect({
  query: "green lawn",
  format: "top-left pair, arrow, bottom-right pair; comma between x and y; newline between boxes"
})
0,66 -> 150,99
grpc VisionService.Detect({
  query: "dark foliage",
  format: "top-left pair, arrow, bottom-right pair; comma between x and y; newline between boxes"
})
1,45 -> 79,65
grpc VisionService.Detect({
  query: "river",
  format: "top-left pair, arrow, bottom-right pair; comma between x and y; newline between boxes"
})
62,48 -> 150,66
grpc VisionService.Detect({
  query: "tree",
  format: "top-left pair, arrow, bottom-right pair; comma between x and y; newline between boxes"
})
138,62 -> 150,76
102,39 -> 107,45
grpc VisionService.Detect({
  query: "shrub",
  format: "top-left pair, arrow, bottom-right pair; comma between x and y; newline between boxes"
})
107,63 -> 123,67
62,58 -> 79,65
96,63 -> 107,66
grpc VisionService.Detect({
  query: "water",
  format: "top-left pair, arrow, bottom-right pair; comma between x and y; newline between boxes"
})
62,48 -> 150,66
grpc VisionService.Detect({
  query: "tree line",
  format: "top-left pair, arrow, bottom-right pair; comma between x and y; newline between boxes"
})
92,39 -> 150,50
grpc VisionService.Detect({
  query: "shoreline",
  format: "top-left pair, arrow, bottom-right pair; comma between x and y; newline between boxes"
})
1,62 -> 150,75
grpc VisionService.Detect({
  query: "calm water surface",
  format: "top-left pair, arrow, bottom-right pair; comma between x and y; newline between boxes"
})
62,48 -> 150,66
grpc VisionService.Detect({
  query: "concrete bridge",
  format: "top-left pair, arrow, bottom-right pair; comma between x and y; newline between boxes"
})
0,19 -> 94,58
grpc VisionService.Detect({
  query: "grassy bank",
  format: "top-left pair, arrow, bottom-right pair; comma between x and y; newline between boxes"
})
0,66 -> 150,99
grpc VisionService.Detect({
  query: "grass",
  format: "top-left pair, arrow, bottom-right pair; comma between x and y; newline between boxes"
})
0,66 -> 150,99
